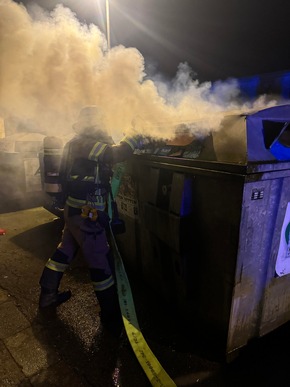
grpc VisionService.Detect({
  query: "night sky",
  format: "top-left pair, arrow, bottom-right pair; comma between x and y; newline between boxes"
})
12,0 -> 290,82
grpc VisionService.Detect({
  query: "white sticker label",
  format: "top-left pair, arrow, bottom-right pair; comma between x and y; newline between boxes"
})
275,202 -> 290,277
116,194 -> 138,219
116,173 -> 138,219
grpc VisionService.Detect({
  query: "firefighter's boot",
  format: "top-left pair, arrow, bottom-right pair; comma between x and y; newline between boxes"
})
96,285 -> 123,337
39,266 -> 71,309
39,287 -> 72,308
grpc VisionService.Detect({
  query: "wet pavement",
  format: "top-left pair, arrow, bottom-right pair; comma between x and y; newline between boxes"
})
1,205 -> 290,386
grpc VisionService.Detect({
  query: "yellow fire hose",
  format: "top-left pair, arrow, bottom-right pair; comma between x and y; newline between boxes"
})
109,162 -> 176,386
110,228 -> 177,387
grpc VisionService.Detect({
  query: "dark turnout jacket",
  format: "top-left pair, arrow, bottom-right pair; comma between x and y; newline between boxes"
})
59,131 -> 139,211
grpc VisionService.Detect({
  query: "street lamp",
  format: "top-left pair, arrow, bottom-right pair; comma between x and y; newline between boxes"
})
105,0 -> 111,50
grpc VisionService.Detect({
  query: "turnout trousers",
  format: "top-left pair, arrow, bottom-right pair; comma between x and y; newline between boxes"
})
39,205 -> 122,335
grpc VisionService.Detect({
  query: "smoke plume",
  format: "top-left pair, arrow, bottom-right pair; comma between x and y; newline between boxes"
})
0,0 -> 276,141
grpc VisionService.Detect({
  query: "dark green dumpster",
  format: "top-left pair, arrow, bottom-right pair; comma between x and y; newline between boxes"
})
115,104 -> 290,360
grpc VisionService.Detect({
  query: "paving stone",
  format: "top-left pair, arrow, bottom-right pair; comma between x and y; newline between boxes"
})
4,326 -> 60,378
0,302 -> 30,340
30,361 -> 89,387
0,340 -> 31,386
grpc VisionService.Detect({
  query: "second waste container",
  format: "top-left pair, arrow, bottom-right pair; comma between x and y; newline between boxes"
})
115,104 -> 290,360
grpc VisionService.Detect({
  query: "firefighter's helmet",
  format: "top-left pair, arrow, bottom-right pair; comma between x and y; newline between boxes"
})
73,106 -> 105,135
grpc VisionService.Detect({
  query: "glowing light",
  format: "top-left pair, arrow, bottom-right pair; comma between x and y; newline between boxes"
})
105,0 -> 110,50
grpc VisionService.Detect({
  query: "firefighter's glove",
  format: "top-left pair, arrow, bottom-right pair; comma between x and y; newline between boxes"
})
121,134 -> 149,151
81,205 -> 98,221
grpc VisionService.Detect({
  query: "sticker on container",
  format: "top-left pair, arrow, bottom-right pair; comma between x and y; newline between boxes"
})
275,202 -> 290,277
116,174 -> 139,219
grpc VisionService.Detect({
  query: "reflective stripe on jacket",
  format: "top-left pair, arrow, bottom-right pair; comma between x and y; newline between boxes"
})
66,195 -> 106,211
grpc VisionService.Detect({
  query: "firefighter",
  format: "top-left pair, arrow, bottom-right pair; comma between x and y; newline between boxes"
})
38,105 -> 143,336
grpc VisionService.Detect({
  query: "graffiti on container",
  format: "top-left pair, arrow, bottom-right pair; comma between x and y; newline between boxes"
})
275,202 -> 290,276
116,173 -> 139,219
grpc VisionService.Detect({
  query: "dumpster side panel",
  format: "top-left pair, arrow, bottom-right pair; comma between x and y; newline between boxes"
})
115,163 -> 140,272
190,173 -> 244,340
120,158 -> 245,348
260,175 -> 290,335
117,154 -> 290,359
137,164 -> 192,307
260,276 -> 290,335
227,174 -> 285,355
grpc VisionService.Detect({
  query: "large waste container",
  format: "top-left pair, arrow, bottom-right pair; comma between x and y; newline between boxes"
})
115,104 -> 290,360
0,132 -> 45,211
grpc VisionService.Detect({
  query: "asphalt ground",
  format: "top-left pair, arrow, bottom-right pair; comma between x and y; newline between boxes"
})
1,205 -> 290,386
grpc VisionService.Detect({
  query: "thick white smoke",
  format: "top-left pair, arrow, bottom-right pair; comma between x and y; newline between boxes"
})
0,0 -> 276,141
